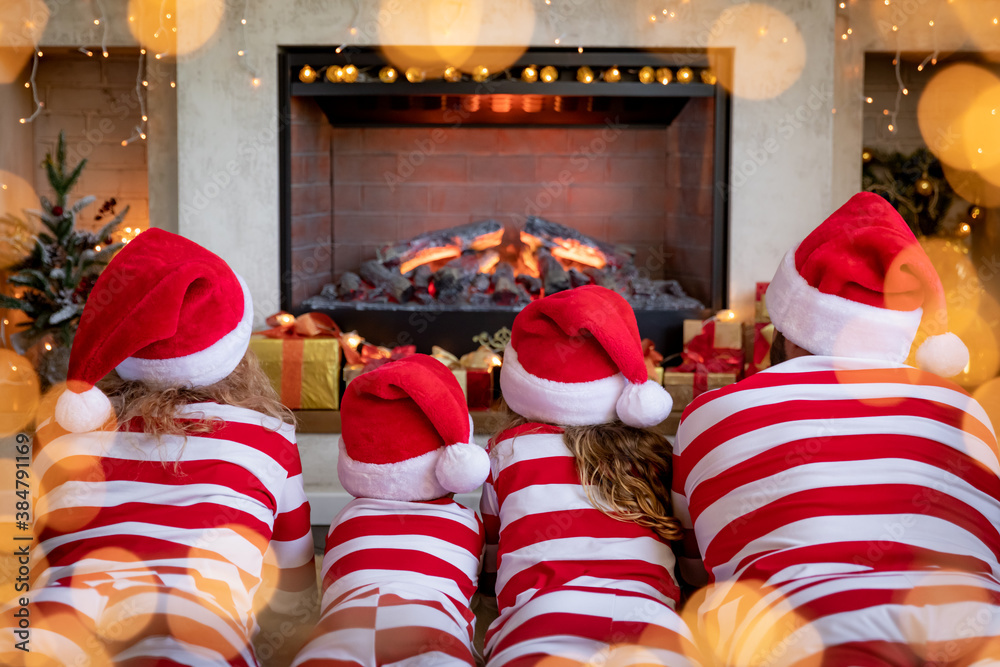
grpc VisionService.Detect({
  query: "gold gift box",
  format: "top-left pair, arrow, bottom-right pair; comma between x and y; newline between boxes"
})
249,335 -> 340,410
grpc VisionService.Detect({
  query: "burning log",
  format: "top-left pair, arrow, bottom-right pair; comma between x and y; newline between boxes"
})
583,267 -> 616,290
492,263 -> 529,306
432,250 -> 500,305
568,268 -> 591,289
378,219 -> 505,273
537,248 -> 571,296
516,273 -> 542,297
408,264 -> 432,291
522,216 -> 630,270
337,271 -> 363,300
360,260 -> 413,303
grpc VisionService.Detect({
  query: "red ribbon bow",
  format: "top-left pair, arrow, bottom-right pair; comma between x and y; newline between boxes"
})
675,321 -> 743,397
260,312 -> 342,339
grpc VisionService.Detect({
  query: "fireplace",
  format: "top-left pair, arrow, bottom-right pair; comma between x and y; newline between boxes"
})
279,48 -> 731,353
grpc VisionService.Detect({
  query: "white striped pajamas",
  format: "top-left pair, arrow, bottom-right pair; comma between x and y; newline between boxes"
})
293,497 -> 484,667
0,402 -> 316,666
482,423 -> 703,667
673,356 -> 1000,666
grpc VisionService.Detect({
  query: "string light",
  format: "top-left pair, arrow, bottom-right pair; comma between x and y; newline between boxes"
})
238,0 -> 261,87
19,49 -> 43,124
95,0 -> 110,58
123,50 -> 148,146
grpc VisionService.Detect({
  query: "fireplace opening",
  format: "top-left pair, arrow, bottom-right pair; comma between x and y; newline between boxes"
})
280,48 -> 731,352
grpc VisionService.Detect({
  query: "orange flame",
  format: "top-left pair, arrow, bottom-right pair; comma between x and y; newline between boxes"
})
399,246 -> 461,274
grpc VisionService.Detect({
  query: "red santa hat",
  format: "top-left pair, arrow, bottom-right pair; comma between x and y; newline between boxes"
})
500,285 -> 673,428
766,191 -> 969,376
55,228 -> 254,432
338,354 -> 490,501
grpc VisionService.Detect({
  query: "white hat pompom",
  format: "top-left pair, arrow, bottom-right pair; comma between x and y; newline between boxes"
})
55,385 -> 113,433
915,332 -> 970,378
616,380 -> 673,428
436,442 -> 490,493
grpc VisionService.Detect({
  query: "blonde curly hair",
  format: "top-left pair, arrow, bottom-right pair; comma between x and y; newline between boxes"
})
97,350 -> 293,438
493,401 -> 682,542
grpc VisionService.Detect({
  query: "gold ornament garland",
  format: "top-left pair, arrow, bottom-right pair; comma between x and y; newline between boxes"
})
296,64 -> 717,86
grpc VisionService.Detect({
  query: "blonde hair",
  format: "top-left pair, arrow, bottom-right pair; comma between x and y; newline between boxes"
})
493,401 -> 682,542
97,350 -> 294,438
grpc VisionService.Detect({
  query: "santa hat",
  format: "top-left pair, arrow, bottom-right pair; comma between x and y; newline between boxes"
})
55,228 -> 253,432
500,285 -> 672,428
766,191 -> 969,376
338,354 -> 490,501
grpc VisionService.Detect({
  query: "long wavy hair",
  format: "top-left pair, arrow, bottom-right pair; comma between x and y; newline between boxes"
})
97,350 -> 294,438
493,401 -> 682,542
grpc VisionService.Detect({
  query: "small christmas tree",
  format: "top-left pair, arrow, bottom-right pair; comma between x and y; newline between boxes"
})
0,132 -> 128,381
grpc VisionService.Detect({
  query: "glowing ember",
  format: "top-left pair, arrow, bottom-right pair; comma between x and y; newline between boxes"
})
469,227 -> 505,252
550,237 -> 607,269
519,246 -> 540,278
399,246 -> 461,274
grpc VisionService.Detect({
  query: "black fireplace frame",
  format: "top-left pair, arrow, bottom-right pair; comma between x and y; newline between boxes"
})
277,47 -> 732,354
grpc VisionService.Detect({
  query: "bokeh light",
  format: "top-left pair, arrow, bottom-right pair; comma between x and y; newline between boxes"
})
33,444 -> 107,535
918,64 -> 1000,175
682,580 -> 821,667
378,0 -> 533,78
0,349 -> 39,437
0,0 -> 48,83
942,162 -> 1000,209
919,237 -> 982,333
0,170 -> 40,269
707,4 -> 806,101
126,0 -> 225,58
972,376 -> 1000,435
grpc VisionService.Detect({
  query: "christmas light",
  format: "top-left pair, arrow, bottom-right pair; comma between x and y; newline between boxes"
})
444,66 -> 462,82
577,66 -> 594,84
521,66 -> 538,83
540,66 -> 558,83
299,65 -> 317,83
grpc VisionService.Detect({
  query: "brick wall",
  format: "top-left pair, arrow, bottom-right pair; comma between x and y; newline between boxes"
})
289,95 -> 716,306
289,96 -> 334,306
32,50 -> 149,236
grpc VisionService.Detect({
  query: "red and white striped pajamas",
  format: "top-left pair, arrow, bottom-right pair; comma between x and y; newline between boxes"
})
482,424 -> 703,667
1,402 -> 316,666
673,356 -> 1000,666
292,496 -> 484,667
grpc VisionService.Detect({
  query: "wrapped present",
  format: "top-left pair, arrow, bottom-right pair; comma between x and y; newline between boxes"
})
642,338 -> 665,385
744,322 -> 776,376
663,372 -> 738,412
250,312 -> 341,410
755,281 -> 770,323
432,344 -> 499,411
665,318 -> 743,411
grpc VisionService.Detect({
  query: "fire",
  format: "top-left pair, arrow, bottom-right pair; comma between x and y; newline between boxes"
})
469,227 -> 505,252
478,252 -> 500,274
519,231 -> 607,270
550,237 -> 607,269
399,245 -> 461,274
519,246 -> 540,278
